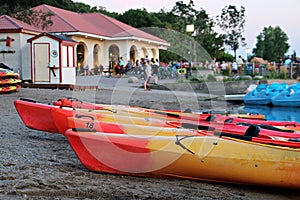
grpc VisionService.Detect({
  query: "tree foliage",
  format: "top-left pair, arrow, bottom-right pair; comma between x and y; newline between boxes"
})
165,1 -> 226,60
11,9 -> 54,30
193,9 -> 226,60
0,0 -> 97,30
116,8 -> 162,28
253,26 -> 290,61
218,5 -> 246,59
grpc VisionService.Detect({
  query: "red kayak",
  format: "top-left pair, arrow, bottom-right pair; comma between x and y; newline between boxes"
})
53,97 -> 266,121
53,97 -> 135,111
175,118 -> 300,139
0,85 -> 21,93
14,98 -> 181,134
50,106 -> 181,135
14,98 -> 300,141
14,98 -> 59,133
212,115 -> 300,129
0,68 -> 20,79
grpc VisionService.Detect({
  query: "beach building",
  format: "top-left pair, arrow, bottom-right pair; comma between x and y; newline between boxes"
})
0,4 -> 169,85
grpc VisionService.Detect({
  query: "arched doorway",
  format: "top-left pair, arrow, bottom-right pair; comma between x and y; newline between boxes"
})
76,42 -> 87,75
108,45 -> 120,73
129,45 -> 137,62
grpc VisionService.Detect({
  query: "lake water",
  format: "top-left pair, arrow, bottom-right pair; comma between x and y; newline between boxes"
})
243,105 -> 300,123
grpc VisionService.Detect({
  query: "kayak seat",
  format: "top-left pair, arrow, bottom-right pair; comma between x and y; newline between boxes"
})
205,115 -> 216,122
224,118 -> 234,123
183,108 -> 192,113
244,125 -> 260,137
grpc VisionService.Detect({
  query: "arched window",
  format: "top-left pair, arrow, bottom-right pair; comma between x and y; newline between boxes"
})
93,44 -> 101,68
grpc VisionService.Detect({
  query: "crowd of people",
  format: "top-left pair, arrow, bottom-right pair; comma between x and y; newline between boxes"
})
78,54 -> 300,81
111,56 -> 160,91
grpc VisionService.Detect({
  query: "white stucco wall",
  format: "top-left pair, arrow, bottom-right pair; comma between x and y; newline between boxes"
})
31,36 -> 60,83
31,35 -> 77,85
0,32 -> 37,80
31,35 -> 60,67
70,36 -> 161,72
71,36 -> 105,69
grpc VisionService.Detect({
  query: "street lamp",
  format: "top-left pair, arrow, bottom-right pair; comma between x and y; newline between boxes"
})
186,24 -> 195,33
245,48 -> 251,74
186,24 -> 194,79
245,48 -> 251,63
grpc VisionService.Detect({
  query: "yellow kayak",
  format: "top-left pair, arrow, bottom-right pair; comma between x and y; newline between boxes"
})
65,129 -> 300,189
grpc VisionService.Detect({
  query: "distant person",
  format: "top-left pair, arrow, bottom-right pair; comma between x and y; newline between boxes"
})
144,60 -> 152,91
211,57 -> 217,74
134,59 -> 141,75
276,57 -> 283,73
125,60 -> 133,73
145,55 -> 149,62
285,57 -> 292,67
231,61 -> 238,75
237,55 -> 244,75
119,57 -> 125,75
221,61 -> 228,75
151,58 -> 159,84
84,65 -> 89,76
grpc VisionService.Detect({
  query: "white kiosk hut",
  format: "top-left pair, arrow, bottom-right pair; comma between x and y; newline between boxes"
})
28,33 -> 78,85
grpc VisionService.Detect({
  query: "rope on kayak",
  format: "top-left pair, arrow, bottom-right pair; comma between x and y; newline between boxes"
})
75,114 -> 95,120
175,135 -> 195,155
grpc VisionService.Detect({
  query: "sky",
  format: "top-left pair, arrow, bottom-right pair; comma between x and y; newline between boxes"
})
76,0 -> 300,58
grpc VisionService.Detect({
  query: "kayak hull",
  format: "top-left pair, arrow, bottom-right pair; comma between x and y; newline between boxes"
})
65,129 -> 300,189
14,99 -> 59,133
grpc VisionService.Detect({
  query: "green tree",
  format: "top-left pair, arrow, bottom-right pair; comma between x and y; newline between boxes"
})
171,0 -> 196,32
98,7 -> 119,19
253,26 -> 290,61
169,1 -> 225,60
11,8 -> 54,30
218,52 -> 235,62
193,9 -> 226,60
0,0 -> 98,30
0,0 -> 98,15
117,8 -> 162,28
218,5 -> 246,59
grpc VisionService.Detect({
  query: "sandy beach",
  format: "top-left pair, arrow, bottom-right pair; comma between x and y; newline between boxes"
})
1,77 -> 300,199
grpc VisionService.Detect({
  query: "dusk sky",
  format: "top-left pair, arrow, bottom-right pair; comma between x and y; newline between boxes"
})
77,0 -> 300,58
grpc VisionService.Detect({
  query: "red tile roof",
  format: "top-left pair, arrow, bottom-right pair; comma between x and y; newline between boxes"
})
31,4 -> 103,35
81,13 -> 168,43
0,15 -> 42,33
31,4 -> 168,44
27,32 -> 78,44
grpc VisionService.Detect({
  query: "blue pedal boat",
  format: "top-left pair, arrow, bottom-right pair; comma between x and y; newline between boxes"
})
244,83 -> 287,105
271,83 -> 300,107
